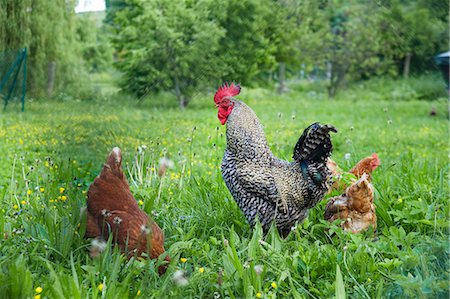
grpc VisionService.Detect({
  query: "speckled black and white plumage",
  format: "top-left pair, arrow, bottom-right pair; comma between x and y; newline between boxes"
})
221,99 -> 337,237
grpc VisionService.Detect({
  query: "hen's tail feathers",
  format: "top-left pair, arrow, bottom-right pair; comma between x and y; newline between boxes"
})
214,82 -> 241,105
293,123 -> 337,163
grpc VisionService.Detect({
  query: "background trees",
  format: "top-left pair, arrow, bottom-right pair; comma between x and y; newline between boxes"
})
0,0 -> 447,102
0,0 -> 82,95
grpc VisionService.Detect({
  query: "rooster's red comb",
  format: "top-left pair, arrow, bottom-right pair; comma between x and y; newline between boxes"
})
214,82 -> 241,104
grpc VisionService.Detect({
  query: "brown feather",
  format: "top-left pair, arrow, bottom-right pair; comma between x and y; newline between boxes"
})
85,147 -> 169,275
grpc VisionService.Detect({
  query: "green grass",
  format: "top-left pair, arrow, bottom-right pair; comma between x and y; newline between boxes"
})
0,80 -> 448,298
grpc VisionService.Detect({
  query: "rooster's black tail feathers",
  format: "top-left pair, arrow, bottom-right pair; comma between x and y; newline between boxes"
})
293,123 -> 337,163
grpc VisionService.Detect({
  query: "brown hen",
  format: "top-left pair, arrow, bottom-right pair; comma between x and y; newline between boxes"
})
327,153 -> 380,191
84,147 -> 170,275
324,174 -> 377,233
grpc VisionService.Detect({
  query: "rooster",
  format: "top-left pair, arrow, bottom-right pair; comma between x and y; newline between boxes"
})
324,174 -> 377,233
215,83 -> 337,237
84,147 -> 170,275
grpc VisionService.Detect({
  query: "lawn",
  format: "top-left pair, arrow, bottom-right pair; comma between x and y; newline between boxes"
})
0,80 -> 448,298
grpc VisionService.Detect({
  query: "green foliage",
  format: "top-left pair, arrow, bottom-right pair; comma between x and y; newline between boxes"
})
0,0 -> 85,96
109,0 -> 308,105
76,14 -> 114,73
111,0 -> 226,107
0,78 -> 448,298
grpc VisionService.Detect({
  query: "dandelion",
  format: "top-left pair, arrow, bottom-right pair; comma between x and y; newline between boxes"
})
172,270 -> 188,286
199,267 -> 205,273
397,197 -> 403,203
27,189 -> 32,195
101,209 -> 111,217
35,287 -> 43,294
39,187 -> 45,193
256,292 -> 262,298
158,157 -> 174,177
113,216 -> 123,225
61,196 -> 67,201
136,290 -> 141,296
138,200 -> 144,206
13,204 -> 18,210
59,187 -> 65,193
254,265 -> 263,275
180,257 -> 187,263
21,200 -> 26,205
89,239 -> 107,258
223,239 -> 229,247
34,295 -> 41,299
387,119 -> 393,125
343,245 -> 348,252
344,153 -> 351,160
140,224 -> 150,234
367,278 -> 372,283
97,283 -> 104,292
271,282 -> 277,289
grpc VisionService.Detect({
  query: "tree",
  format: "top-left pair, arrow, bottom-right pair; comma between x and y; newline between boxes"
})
0,0 -> 82,95
379,0 -> 449,77
111,0 -> 226,108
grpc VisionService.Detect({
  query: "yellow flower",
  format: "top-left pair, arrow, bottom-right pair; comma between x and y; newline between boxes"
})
44,161 -> 49,167
180,258 -> 187,263
199,267 -> 205,273
13,204 -> 18,210
397,198 -> 403,203
256,292 -> 262,298
21,200 -> 26,205
271,282 -> 277,289
138,200 -> 144,206
27,189 -> 32,195
39,187 -> 45,193
59,187 -> 65,193
35,287 -> 43,294
97,283 -> 104,292
136,290 -> 141,296
61,195 -> 67,201
34,295 -> 41,299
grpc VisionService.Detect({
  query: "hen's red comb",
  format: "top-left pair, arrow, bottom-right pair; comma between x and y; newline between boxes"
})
214,82 -> 241,104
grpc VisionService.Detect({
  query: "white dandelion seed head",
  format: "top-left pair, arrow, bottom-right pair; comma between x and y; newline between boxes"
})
172,270 -> 188,287
159,157 -> 174,169
344,153 -> 351,160
254,264 -> 263,275
113,216 -> 123,225
91,239 -> 107,253
140,224 -> 150,234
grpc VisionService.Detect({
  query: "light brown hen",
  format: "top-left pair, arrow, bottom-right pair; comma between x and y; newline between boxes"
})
324,174 -> 377,233
327,153 -> 380,191
84,147 -> 170,274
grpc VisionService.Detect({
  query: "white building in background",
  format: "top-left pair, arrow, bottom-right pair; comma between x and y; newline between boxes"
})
75,0 -> 105,13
